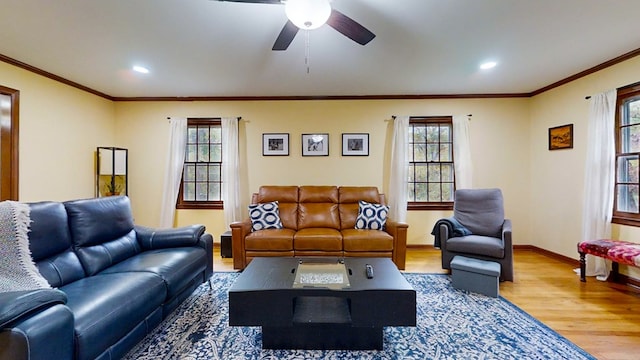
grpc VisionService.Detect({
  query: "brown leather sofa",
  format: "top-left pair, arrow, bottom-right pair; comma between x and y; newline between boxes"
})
230,185 -> 408,270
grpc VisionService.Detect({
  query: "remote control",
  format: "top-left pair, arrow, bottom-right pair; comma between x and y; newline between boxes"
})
365,264 -> 374,279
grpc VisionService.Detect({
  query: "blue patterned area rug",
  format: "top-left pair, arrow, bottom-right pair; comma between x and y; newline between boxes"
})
124,272 -> 595,360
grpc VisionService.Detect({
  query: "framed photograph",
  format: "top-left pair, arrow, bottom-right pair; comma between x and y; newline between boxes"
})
342,133 -> 369,156
302,133 -> 329,156
263,133 -> 289,156
548,124 -> 573,150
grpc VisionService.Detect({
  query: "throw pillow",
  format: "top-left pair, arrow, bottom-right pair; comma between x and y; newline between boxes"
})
0,201 -> 51,292
248,201 -> 283,232
355,200 -> 389,230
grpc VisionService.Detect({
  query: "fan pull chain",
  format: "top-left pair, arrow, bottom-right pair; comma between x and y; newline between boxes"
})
305,30 -> 310,74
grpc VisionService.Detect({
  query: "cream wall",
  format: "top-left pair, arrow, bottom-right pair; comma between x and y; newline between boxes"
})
529,56 -> 640,266
0,62 -> 116,202
114,98 -> 531,245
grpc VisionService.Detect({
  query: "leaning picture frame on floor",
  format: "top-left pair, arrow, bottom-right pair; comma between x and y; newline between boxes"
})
302,133 -> 329,156
548,124 -> 573,150
342,133 -> 369,156
263,133 -> 289,156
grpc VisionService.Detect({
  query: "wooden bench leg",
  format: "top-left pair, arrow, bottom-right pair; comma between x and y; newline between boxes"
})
579,252 -> 586,282
611,262 -> 619,282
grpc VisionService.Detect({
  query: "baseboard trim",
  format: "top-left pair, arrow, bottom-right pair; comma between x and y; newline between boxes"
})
513,245 -> 579,266
410,244 -> 640,291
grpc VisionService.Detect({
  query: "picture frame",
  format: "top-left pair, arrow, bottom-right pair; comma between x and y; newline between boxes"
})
262,133 -> 289,156
342,133 -> 369,156
302,133 -> 329,156
548,124 -> 573,150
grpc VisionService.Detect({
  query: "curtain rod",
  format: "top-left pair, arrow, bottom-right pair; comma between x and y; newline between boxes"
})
166,117 -> 242,120
391,114 -> 473,119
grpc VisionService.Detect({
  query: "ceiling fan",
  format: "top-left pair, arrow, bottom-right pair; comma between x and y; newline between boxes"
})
217,0 -> 375,51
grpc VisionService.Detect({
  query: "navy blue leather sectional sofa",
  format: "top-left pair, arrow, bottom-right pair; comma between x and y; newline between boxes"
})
0,196 -> 213,360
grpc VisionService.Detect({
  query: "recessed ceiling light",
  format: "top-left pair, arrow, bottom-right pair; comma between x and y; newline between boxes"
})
133,65 -> 150,74
480,61 -> 497,70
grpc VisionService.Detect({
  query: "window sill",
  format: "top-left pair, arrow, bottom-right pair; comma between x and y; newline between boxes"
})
612,216 -> 640,227
176,202 -> 223,210
408,202 -> 453,211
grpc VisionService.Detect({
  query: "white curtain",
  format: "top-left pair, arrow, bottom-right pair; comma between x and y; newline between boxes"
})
159,117 -> 187,228
581,89 -> 617,280
388,116 -> 409,222
222,117 -> 242,229
453,115 -> 473,189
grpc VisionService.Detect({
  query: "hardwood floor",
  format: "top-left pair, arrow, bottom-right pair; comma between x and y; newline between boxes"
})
213,246 -> 640,359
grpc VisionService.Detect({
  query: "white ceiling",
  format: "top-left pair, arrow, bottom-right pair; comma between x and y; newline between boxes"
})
2,0 -> 640,98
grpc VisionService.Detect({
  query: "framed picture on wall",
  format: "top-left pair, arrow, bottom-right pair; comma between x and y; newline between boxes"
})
548,124 -> 573,150
342,133 -> 369,156
263,133 -> 289,156
302,133 -> 329,156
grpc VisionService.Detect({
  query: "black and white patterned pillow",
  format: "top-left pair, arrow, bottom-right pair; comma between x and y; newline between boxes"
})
355,200 -> 389,230
248,201 -> 283,232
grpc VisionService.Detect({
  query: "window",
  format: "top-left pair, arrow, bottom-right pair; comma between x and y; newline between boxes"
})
613,83 -> 640,225
407,116 -> 455,210
176,118 -> 223,209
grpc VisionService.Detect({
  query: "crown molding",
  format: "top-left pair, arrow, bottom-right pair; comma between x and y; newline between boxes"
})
2,48 -> 640,101
0,54 -> 113,100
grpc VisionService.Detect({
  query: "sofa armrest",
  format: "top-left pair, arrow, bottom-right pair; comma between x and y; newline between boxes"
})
198,232 -> 214,281
385,219 -> 408,270
136,224 -> 213,281
230,220 -> 252,270
135,224 -> 206,250
439,222 -> 450,250
502,219 -> 513,249
0,289 -> 67,328
1,303 -> 75,360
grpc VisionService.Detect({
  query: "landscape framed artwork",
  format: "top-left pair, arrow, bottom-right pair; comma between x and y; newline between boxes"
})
302,133 -> 329,156
548,124 -> 573,150
262,133 -> 289,156
342,133 -> 369,156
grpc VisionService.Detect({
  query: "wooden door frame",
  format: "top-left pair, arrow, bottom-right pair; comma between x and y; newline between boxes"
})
0,85 -> 19,200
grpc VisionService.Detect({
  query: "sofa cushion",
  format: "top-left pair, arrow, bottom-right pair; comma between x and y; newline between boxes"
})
298,203 -> 340,229
454,189 -> 504,237
446,235 -> 505,258
248,201 -> 283,231
28,202 -> 86,287
355,201 -> 389,230
65,196 -> 141,276
256,186 -> 299,229
60,272 -> 165,360
99,248 -> 206,299
294,228 -> 342,251
339,186 -> 381,204
298,186 -> 340,230
338,187 -> 382,230
245,229 -> 295,251
256,186 -> 299,203
342,229 -> 394,251
299,186 -> 339,203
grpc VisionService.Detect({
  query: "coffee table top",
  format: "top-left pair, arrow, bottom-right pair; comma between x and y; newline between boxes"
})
230,257 -> 413,293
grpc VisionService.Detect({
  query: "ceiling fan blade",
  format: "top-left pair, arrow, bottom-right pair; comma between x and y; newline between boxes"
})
215,0 -> 282,4
326,9 -> 375,46
272,20 -> 299,51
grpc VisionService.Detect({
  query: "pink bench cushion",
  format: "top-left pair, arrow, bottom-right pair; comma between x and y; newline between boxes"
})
579,239 -> 640,267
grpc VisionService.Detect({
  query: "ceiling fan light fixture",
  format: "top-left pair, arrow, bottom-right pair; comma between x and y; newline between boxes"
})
285,0 -> 331,30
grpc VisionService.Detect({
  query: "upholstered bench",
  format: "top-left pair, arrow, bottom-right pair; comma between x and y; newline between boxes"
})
450,256 -> 501,297
577,239 -> 640,282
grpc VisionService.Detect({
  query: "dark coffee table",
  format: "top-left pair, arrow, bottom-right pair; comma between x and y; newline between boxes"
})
228,257 -> 416,350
